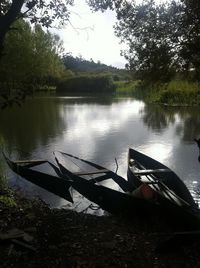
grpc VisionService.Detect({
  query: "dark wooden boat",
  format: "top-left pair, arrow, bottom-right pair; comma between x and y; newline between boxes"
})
53,151 -> 131,192
53,151 -> 162,216
127,148 -> 200,229
54,151 -> 200,229
5,151 -> 200,229
4,152 -> 160,217
4,154 -> 73,203
4,151 -> 133,201
127,148 -> 196,208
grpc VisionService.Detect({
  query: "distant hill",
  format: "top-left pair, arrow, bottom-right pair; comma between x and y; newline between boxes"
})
62,54 -> 128,79
62,53 -> 130,81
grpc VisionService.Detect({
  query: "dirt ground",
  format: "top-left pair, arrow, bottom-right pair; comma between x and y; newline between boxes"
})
1,191 -> 200,268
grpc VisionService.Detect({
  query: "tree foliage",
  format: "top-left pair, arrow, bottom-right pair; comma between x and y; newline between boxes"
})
88,0 -> 200,83
57,75 -> 116,95
0,0 -> 74,55
0,19 -> 65,105
115,1 -> 179,82
87,0 -> 123,12
179,0 -> 200,80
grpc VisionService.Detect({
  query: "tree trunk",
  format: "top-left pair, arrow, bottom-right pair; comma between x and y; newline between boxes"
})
0,0 -> 25,57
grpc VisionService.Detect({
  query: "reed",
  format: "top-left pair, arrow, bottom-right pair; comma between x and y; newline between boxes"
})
133,79 -> 200,105
115,80 -> 139,95
159,80 -> 200,105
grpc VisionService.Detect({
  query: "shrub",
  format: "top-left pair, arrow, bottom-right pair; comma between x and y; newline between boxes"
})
57,75 -> 116,95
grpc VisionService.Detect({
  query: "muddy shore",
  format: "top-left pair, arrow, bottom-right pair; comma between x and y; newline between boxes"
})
1,189 -> 200,268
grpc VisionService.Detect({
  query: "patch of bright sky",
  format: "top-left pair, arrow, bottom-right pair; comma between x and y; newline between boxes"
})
57,0 -> 127,68
57,0 -> 167,68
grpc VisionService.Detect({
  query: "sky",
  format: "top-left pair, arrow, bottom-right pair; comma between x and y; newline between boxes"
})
57,0 -> 127,68
56,0 -> 166,68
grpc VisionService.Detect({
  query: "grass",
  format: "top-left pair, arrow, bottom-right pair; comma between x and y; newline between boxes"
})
37,85 -> 56,91
0,170 -> 16,208
0,139 -> 16,208
158,80 -> 200,105
124,80 -> 200,105
114,80 -> 140,95
165,80 -> 199,92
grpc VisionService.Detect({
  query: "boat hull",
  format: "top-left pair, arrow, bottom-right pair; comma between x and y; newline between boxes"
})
5,151 -> 200,230
55,152 -> 200,229
4,156 -> 73,202
127,148 -> 196,207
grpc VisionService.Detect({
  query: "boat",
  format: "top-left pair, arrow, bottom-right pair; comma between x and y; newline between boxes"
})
53,151 -> 132,193
4,151 -> 200,229
4,152 -> 160,217
4,154 -> 73,203
54,151 -> 200,229
127,148 -> 200,228
53,151 -> 162,216
127,148 -> 196,208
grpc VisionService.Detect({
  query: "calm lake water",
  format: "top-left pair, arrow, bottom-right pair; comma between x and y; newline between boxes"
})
1,95 -> 200,213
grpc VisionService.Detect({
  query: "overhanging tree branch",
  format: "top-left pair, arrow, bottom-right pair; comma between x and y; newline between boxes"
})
0,0 -> 25,55
0,0 -> 74,57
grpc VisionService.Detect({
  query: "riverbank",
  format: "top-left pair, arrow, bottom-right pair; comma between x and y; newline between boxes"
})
115,80 -> 200,106
1,180 -> 200,267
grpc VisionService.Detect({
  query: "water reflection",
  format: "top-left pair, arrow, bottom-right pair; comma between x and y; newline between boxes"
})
176,111 -> 200,142
139,104 -> 200,205
140,104 -> 200,142
140,105 -> 175,132
0,97 -> 66,158
1,96 -> 200,208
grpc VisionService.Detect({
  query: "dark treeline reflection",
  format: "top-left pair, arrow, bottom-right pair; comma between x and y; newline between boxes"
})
176,114 -> 200,143
140,105 -> 175,132
1,97 -> 200,159
0,97 -> 66,158
140,104 -> 200,142
0,96 -> 130,158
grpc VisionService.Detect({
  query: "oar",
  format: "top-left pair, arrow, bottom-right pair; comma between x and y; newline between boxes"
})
130,158 -> 190,207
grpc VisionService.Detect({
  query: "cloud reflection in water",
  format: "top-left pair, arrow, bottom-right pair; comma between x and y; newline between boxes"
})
2,97 -> 200,210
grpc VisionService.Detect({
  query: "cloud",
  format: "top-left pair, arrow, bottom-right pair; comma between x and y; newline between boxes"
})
55,0 -> 127,68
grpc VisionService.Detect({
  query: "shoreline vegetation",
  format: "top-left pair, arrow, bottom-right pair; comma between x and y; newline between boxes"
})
4,75 -> 198,107
57,75 -> 116,95
115,79 -> 200,106
2,76 -> 200,109
0,16 -> 199,108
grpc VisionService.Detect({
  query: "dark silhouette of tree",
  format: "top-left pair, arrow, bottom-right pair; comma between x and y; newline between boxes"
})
179,0 -> 200,81
0,0 -> 74,56
115,1 -> 178,83
0,19 -> 65,109
88,0 -> 200,83
87,0 -> 123,12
